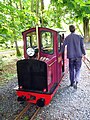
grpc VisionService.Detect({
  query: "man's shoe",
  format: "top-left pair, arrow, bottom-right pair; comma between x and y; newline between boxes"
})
76,81 -> 78,85
70,84 -> 73,87
69,83 -> 73,87
73,82 -> 77,89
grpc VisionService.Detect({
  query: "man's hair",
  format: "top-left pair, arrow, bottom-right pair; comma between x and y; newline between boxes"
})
69,25 -> 75,33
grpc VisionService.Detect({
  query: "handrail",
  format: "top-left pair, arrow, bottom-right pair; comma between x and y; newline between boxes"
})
48,60 -> 57,67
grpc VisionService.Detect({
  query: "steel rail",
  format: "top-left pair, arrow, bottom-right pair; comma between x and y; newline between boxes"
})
85,57 -> 90,63
29,68 -> 69,120
30,107 -> 41,120
14,67 -> 69,120
14,103 -> 31,120
83,57 -> 90,71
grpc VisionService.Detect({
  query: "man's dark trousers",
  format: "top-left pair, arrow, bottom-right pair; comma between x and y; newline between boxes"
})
69,58 -> 82,85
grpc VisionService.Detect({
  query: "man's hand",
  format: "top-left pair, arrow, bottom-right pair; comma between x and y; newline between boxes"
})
82,55 -> 86,61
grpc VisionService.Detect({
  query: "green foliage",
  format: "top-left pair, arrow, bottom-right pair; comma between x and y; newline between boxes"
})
0,0 -> 90,47
23,116 -> 29,120
0,0 -> 37,46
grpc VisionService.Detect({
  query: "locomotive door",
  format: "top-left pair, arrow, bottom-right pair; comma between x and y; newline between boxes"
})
57,34 -> 62,82
38,27 -> 58,91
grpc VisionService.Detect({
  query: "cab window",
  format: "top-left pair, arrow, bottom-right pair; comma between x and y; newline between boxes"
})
40,31 -> 54,54
26,32 -> 37,49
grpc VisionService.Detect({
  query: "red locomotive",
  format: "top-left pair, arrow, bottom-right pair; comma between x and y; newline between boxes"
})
16,27 -> 68,107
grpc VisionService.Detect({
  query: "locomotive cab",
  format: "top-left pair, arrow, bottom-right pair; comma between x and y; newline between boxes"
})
16,27 -> 68,107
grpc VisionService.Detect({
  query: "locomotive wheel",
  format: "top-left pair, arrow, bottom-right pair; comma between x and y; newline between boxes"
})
17,96 -> 26,101
36,98 -> 45,107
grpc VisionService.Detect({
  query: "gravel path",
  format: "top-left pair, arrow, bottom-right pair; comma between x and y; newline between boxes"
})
36,62 -> 90,120
0,43 -> 90,120
0,78 -> 27,120
0,60 -> 89,120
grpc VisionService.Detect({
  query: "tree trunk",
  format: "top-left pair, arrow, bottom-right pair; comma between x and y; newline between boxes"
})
36,0 -> 39,17
83,17 -> 90,42
19,0 -> 22,9
76,24 -> 83,37
9,0 -> 21,56
41,0 -> 44,10
41,0 -> 44,26
31,0 -> 34,12
14,40 -> 21,56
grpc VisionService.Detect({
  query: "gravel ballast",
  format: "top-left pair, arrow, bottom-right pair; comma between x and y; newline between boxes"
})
35,61 -> 90,120
0,78 -> 27,120
0,43 -> 90,120
0,61 -> 90,120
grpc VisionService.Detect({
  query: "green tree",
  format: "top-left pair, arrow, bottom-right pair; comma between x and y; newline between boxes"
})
51,0 -> 90,41
0,0 -> 37,55
0,0 -> 90,53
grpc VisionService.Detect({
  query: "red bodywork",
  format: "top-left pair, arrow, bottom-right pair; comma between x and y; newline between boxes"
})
16,27 -> 68,106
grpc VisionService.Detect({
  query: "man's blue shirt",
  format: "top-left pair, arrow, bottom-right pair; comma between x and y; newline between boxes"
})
61,33 -> 86,59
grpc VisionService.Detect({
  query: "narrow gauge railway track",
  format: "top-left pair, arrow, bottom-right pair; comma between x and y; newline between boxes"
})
83,57 -> 90,71
14,103 -> 31,120
14,103 -> 41,120
30,107 -> 41,120
14,68 -> 68,120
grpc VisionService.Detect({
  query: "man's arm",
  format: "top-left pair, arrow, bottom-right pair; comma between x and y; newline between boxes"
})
80,37 -> 86,55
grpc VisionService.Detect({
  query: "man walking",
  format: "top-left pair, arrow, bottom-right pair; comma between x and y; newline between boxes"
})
61,25 -> 86,89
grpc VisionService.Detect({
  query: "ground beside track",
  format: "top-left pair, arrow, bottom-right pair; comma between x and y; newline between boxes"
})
0,43 -> 90,120
35,61 -> 90,120
35,44 -> 90,120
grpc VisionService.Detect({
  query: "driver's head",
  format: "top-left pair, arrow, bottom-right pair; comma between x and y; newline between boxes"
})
69,25 -> 75,33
